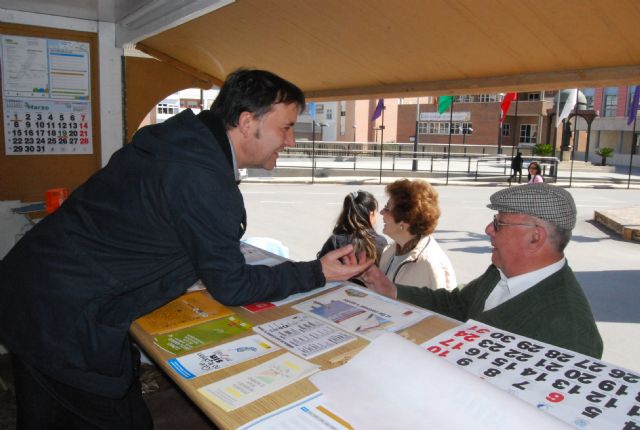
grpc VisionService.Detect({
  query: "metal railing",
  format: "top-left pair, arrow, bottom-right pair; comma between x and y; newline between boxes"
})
264,140 -> 639,187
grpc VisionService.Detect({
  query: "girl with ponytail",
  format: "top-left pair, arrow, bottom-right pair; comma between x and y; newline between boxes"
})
318,190 -> 387,265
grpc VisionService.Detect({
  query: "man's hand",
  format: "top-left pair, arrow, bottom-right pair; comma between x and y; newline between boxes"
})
359,266 -> 398,299
319,245 -> 374,282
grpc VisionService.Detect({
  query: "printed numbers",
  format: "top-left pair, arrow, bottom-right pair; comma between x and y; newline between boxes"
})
544,349 -> 574,363
609,369 -> 640,383
546,392 -> 565,403
479,339 -> 506,352
517,340 -> 544,353
504,348 -> 532,362
6,109 -> 91,154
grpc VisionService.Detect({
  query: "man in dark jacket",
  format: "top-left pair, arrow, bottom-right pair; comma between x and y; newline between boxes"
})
0,69 -> 372,429
360,184 -> 603,359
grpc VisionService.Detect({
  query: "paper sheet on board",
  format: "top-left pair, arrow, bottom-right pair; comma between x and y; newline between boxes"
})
310,332 -> 570,430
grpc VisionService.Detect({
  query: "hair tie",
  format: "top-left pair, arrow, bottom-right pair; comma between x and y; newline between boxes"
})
350,191 -> 358,199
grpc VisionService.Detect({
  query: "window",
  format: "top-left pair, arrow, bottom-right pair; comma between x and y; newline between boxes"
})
157,103 -> 179,115
604,87 -> 618,117
527,93 -> 541,101
582,88 -> 595,109
325,109 -> 333,120
502,124 -> 510,137
180,99 -> 200,109
419,122 -> 472,135
520,124 -> 537,144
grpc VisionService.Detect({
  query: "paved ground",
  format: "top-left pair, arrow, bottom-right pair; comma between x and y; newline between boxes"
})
239,182 -> 640,372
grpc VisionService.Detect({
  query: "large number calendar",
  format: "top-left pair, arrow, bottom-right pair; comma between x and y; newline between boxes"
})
1,35 -> 93,155
422,320 -> 639,430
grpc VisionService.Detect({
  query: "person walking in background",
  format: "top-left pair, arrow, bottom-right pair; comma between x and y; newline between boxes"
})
508,151 -> 523,185
528,161 -> 544,183
376,179 -> 457,291
318,190 -> 388,265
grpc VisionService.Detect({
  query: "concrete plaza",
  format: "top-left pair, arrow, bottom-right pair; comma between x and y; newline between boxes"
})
240,182 -> 640,372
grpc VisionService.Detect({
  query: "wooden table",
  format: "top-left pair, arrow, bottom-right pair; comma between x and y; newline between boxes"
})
130,286 -> 458,429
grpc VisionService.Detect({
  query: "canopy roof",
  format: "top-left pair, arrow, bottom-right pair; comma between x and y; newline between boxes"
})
136,0 -> 640,99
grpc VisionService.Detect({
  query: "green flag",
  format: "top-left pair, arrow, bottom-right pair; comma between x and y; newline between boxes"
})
437,96 -> 453,114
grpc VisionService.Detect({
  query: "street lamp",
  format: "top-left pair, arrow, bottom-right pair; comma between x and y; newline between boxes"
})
462,126 -> 473,146
350,124 -> 357,156
318,122 -> 328,141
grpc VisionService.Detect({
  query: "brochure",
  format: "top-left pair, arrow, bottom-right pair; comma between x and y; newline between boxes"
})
167,334 -> 279,379
254,313 -> 357,359
237,391 -> 353,430
198,352 -> 320,411
153,315 -> 252,355
292,285 -> 433,340
136,290 -> 234,335
243,282 -> 341,313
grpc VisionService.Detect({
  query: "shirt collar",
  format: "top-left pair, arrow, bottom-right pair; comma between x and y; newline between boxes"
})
226,132 -> 240,181
498,257 -> 566,299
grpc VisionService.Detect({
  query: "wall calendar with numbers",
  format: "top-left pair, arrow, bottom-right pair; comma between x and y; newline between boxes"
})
1,35 -> 93,155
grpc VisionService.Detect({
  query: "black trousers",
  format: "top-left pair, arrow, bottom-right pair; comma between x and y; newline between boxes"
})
12,353 -> 153,430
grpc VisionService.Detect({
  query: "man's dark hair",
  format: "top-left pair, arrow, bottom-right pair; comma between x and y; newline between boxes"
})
210,69 -> 306,129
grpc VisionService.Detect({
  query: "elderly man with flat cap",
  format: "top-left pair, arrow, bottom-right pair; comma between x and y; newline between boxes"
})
361,183 -> 603,358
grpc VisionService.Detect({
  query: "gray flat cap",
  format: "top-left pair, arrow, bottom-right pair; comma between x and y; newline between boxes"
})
487,183 -> 577,230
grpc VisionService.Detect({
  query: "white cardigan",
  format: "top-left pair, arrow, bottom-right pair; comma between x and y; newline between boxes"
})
379,235 -> 457,291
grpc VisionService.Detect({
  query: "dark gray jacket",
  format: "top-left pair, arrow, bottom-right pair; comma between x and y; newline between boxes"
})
0,109 -> 324,397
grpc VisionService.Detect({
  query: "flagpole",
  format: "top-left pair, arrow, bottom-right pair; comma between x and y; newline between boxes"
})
379,105 -> 385,184
628,115 -> 637,189
569,89 -> 579,188
412,98 -> 420,171
445,99 -> 454,185
627,85 -> 640,189
510,96 -> 519,165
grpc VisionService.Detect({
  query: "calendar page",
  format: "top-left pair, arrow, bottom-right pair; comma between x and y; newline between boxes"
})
1,35 -> 93,155
421,320 -> 639,430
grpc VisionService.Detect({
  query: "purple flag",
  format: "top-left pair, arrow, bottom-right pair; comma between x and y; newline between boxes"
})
627,86 -> 640,125
371,98 -> 384,122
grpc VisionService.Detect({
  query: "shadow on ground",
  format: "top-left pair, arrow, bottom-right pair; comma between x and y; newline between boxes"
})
576,270 -> 640,324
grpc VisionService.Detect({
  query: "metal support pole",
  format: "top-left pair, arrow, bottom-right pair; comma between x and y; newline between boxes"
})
445,101 -> 454,185
311,121 -> 316,183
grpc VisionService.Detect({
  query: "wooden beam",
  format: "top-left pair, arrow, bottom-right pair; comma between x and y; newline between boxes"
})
305,65 -> 640,101
135,42 -> 224,88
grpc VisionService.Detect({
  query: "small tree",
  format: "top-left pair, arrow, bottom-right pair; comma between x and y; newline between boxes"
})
533,143 -> 553,156
596,147 -> 614,166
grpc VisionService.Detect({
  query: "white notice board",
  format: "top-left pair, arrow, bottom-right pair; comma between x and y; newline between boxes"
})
1,35 -> 93,155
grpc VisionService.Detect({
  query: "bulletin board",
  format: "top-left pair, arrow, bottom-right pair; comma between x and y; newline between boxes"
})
0,23 -> 101,202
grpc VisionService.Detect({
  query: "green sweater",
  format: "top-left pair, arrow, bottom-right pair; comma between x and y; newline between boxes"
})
398,263 -> 603,358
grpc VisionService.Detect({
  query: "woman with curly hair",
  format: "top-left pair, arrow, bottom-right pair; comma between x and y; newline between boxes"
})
318,190 -> 388,265
378,179 -> 456,290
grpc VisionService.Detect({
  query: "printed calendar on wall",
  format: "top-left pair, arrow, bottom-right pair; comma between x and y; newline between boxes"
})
1,35 -> 93,155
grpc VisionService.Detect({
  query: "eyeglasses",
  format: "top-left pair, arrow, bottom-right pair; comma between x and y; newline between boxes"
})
381,203 -> 392,214
492,215 -> 538,232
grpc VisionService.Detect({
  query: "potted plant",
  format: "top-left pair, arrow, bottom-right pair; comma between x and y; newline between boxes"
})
595,147 -> 614,166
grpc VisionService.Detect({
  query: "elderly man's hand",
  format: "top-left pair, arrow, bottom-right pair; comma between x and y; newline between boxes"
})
359,266 -> 398,299
319,245 -> 374,282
